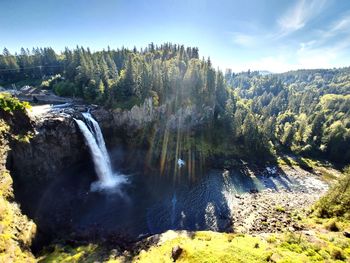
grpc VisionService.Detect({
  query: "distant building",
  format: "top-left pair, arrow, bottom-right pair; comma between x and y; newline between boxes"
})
20,85 -> 41,95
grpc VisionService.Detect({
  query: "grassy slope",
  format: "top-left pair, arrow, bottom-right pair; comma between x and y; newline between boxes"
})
40,223 -> 350,263
134,229 -> 350,263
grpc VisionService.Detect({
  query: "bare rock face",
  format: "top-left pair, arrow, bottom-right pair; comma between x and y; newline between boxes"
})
7,99 -> 160,185
8,99 -> 212,184
8,112 -> 86,183
91,98 -> 159,137
0,109 -> 37,262
91,98 -> 213,144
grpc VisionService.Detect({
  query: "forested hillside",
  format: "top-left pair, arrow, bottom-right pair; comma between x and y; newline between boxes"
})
0,44 -> 349,164
226,70 -> 350,163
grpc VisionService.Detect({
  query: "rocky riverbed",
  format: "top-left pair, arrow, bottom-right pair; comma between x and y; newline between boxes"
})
226,165 -> 336,234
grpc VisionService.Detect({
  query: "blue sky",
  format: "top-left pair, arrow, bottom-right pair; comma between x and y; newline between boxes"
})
1,0 -> 350,72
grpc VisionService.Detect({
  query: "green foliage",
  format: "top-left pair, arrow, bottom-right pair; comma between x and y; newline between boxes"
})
1,44 -> 349,163
53,81 -> 76,97
315,166 -> 350,219
325,219 -> 340,232
131,230 -> 350,263
38,244 -> 113,263
40,74 -> 62,89
0,92 -> 31,113
225,69 -> 350,164
134,232 -> 272,263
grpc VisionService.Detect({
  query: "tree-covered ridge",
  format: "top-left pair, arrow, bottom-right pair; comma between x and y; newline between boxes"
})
225,69 -> 350,164
0,44 -> 221,109
0,44 -> 349,164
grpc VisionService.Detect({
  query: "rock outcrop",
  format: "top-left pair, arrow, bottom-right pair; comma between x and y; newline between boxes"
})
8,113 -> 86,183
5,99 -> 184,193
91,98 -> 214,142
0,109 -> 36,262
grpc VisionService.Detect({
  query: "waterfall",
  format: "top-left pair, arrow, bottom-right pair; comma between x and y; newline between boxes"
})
75,112 -> 127,191
81,112 -> 112,169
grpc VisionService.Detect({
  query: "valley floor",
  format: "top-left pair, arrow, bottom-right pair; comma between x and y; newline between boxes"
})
38,162 -> 350,263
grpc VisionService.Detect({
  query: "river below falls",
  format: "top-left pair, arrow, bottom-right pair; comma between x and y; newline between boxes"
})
16,156 -> 328,250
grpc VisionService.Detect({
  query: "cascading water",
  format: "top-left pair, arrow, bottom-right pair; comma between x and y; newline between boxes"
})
81,112 -> 112,169
75,112 -> 128,191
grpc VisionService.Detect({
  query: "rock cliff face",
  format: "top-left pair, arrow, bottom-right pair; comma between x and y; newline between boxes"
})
0,109 -> 36,262
7,99 -> 159,187
92,98 -> 213,146
93,98 -> 213,132
8,114 -> 87,184
7,99 -> 213,186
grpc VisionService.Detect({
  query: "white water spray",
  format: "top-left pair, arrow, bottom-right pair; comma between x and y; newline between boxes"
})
75,112 -> 127,191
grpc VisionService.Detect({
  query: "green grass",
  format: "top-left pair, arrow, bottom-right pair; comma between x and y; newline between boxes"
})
38,244 -> 114,263
134,232 -> 271,263
132,230 -> 350,263
38,243 -> 126,263
277,155 -> 335,172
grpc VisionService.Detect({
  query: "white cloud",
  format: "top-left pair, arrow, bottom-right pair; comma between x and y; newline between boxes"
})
245,56 -> 294,73
298,40 -> 317,52
331,15 -> 350,33
232,33 -> 256,47
278,0 -> 307,32
298,14 -> 350,55
277,0 -> 327,36
224,43 -> 349,73
321,13 -> 350,39
223,2 -> 350,72
296,47 -> 337,69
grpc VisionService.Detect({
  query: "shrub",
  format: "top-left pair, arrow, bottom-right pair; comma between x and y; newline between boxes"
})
0,93 -> 31,113
325,220 -> 340,232
53,81 -> 76,97
331,248 -> 345,260
315,166 -> 350,219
